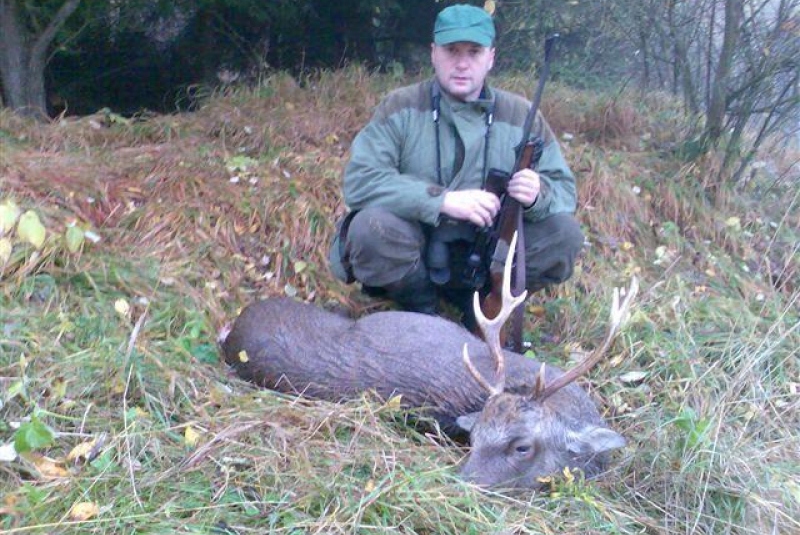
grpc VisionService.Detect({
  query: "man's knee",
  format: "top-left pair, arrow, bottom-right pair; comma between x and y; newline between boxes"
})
524,213 -> 585,288
345,208 -> 426,287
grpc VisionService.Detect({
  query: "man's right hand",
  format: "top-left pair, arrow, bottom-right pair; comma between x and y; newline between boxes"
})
441,189 -> 501,227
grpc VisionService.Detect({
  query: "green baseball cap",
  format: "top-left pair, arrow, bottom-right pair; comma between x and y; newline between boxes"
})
434,4 -> 495,47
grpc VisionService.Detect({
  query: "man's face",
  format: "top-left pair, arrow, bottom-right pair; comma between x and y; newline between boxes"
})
431,42 -> 495,102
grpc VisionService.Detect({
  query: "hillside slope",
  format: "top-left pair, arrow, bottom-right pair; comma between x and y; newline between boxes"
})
1,68 -> 798,534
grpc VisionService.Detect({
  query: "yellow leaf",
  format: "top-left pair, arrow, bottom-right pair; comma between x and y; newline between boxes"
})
620,241 -> 634,251
527,304 -> 545,317
725,216 -> 741,230
67,435 -> 106,464
65,224 -> 85,253
562,466 -> 575,484
384,395 -> 403,410
22,452 -> 70,478
4,492 -> 20,509
238,350 -> 249,363
69,501 -> 100,521
364,479 -> 376,493
16,210 -> 47,249
484,0 -> 496,15
0,199 -> 21,235
184,426 -> 202,448
114,299 -> 131,318
111,376 -> 126,395
0,237 -> 12,264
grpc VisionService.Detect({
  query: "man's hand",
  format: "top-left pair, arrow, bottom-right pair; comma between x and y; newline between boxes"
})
506,168 -> 540,208
441,189 -> 500,227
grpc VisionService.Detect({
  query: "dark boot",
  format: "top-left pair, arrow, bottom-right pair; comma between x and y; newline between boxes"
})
443,288 -> 479,333
383,264 -> 439,315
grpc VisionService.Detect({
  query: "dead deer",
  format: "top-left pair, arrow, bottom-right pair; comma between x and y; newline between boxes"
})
220,233 -> 636,489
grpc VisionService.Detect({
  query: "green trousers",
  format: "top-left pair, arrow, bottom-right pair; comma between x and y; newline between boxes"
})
329,207 -> 584,311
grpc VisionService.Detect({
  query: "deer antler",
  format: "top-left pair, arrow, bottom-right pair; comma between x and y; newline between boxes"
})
533,276 -> 639,401
462,232 -> 528,397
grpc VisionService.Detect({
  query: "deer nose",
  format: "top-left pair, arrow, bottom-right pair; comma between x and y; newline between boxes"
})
458,456 -> 494,487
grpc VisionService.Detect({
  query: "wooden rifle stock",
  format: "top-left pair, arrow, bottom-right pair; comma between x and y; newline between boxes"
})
476,34 -> 558,352
478,142 -> 539,351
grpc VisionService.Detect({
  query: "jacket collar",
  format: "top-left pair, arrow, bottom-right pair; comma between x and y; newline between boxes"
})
432,79 -> 495,116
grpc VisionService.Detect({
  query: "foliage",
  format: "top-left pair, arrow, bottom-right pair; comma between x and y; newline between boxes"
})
1,66 -> 798,534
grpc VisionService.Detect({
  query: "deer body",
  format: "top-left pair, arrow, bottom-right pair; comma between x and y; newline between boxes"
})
221,296 -> 626,487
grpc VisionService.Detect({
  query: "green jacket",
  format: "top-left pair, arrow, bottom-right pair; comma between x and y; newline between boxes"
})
342,78 -> 577,225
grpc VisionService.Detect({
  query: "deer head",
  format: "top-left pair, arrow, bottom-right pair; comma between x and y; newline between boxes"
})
457,232 -> 636,488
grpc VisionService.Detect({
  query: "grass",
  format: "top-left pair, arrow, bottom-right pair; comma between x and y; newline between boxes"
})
1,67 -> 798,534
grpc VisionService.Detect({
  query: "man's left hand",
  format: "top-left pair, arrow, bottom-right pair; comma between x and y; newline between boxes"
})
506,168 -> 540,208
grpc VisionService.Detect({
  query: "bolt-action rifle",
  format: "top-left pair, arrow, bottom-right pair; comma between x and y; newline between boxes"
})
468,34 -> 559,352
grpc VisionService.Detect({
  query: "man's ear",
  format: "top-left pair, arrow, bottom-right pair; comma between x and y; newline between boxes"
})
456,412 -> 481,433
566,425 -> 626,456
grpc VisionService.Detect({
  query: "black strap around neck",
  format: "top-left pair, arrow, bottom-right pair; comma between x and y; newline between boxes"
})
431,81 -> 494,186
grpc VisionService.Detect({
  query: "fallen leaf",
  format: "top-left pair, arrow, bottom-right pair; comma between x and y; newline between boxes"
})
527,304 -> 546,317
65,224 -> 85,253
238,350 -> 249,363
184,426 -> 202,448
0,237 -> 12,264
725,216 -> 741,230
384,395 -> 403,410
114,299 -> 131,318
69,501 -> 100,521
619,371 -> 648,384
16,211 -> 47,249
0,442 -> 17,462
0,199 -> 21,234
67,434 -> 107,464
22,452 -> 70,478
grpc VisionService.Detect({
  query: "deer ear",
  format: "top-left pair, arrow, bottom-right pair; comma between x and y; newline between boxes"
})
566,425 -> 626,456
456,412 -> 481,433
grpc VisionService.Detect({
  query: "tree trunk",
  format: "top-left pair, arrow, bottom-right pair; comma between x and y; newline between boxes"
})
0,0 -> 81,118
667,0 -> 699,113
705,0 -> 743,146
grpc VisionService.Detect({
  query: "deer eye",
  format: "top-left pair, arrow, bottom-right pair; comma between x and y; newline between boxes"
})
510,440 -> 535,458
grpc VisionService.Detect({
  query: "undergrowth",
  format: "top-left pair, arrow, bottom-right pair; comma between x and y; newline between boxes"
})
1,66 -> 798,534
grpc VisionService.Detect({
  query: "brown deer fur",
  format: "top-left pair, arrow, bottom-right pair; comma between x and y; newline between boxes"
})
220,295 -> 628,488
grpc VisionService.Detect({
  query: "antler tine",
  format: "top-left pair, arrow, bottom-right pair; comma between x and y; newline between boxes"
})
462,232 -> 528,396
462,343 -> 500,396
535,276 -> 639,402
